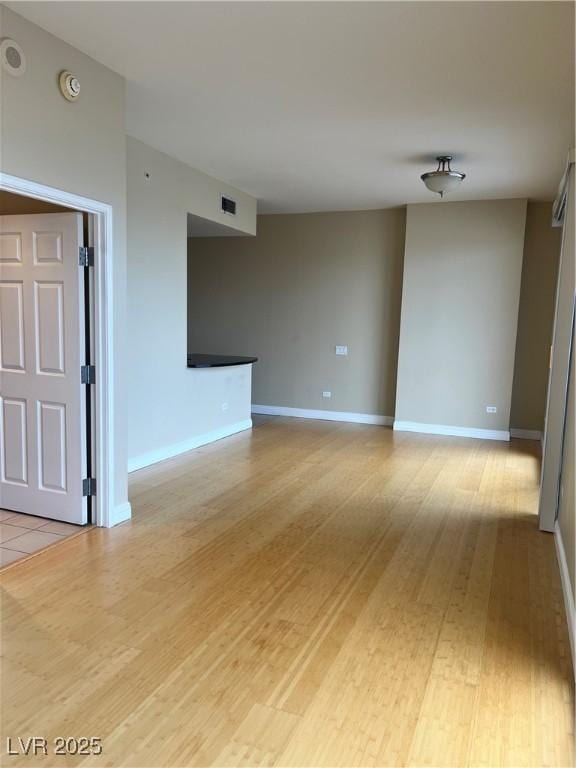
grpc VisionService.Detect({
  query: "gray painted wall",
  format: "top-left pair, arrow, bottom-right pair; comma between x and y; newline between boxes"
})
188,203 -> 559,429
188,209 -> 406,417
395,200 -> 527,433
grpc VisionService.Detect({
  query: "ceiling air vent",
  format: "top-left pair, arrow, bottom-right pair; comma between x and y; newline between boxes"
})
221,196 -> 237,216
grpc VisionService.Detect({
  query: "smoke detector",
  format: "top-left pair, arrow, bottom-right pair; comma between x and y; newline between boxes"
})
1,38 -> 26,77
59,70 -> 81,102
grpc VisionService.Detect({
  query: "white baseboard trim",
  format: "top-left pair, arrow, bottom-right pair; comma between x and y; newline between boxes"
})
128,419 -> 253,473
510,428 -> 543,441
393,420 -> 510,442
252,404 -> 393,426
109,501 -> 132,527
555,522 -> 576,676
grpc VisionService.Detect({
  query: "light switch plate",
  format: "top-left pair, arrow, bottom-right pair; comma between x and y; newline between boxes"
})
486,405 -> 497,413
322,391 -> 332,399
335,345 -> 348,356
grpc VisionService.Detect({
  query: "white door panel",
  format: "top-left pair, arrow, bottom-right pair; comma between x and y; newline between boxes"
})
35,281 -> 66,374
33,231 -> 63,264
0,281 -> 25,371
38,401 -> 67,492
0,213 -> 87,524
1,397 -> 27,485
0,232 -> 23,263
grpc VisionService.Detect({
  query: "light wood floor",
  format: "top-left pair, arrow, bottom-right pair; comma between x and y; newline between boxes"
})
1,418 -> 574,767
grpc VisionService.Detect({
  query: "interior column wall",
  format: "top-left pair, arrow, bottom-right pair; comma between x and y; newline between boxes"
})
395,199 -> 527,436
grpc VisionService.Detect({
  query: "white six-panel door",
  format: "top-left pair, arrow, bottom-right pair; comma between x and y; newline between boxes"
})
0,213 -> 87,524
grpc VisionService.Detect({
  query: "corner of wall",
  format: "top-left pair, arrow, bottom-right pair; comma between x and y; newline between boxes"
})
110,502 -> 132,527
555,522 -> 576,677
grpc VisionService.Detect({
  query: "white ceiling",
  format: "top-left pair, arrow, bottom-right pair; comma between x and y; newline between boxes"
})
10,1 -> 575,213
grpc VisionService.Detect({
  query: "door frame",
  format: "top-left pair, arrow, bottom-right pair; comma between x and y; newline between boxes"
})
539,150 -> 574,532
1,172 -> 119,527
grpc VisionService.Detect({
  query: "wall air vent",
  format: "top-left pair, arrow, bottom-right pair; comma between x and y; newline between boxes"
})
221,196 -> 237,216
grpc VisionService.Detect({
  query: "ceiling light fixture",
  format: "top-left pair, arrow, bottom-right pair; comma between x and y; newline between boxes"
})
421,156 -> 466,197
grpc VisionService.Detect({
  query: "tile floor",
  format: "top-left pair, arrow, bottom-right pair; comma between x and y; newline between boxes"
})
0,509 -> 84,567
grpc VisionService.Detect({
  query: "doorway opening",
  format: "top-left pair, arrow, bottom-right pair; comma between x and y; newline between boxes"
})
0,174 -> 121,535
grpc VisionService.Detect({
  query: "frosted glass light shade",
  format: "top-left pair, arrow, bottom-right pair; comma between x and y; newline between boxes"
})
421,171 -> 465,196
420,156 -> 466,197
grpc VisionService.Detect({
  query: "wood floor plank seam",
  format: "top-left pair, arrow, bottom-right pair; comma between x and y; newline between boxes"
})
266,514 -> 400,713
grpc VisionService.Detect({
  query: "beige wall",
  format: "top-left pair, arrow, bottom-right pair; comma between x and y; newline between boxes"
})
510,203 -> 561,432
188,209 -> 406,416
126,138 -> 257,464
395,200 -> 527,433
0,6 -> 129,510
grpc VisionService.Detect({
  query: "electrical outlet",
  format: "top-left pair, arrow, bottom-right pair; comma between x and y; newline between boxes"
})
486,405 -> 497,414
221,402 -> 229,412
335,345 -> 348,356
322,391 -> 332,399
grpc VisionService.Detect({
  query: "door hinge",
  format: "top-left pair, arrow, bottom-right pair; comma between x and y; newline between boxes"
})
79,246 -> 94,267
81,364 -> 95,384
83,477 -> 96,497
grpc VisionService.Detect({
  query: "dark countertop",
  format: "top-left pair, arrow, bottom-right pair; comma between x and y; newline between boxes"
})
187,353 -> 258,368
